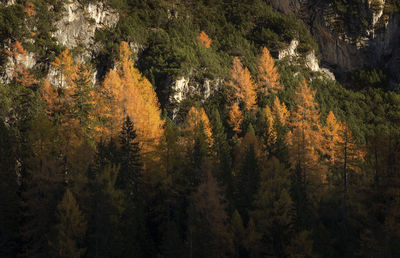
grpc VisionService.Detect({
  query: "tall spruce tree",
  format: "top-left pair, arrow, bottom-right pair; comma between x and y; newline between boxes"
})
210,108 -> 233,208
117,116 -> 143,196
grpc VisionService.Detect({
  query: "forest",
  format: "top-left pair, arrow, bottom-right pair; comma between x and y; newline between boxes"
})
1,0 -> 400,258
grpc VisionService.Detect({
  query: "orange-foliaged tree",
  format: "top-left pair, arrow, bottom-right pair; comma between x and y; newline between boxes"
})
257,47 -> 282,96
197,31 -> 212,49
102,42 -> 163,153
226,57 -> 258,111
264,106 -> 277,148
323,111 -> 342,165
184,106 -> 213,147
228,102 -> 243,135
272,96 -> 289,126
51,48 -> 78,89
323,111 -> 365,176
287,79 -> 327,187
6,41 -> 36,87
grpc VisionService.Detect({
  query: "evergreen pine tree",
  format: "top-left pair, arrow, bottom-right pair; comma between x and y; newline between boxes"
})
117,116 -> 143,196
0,121 -> 20,257
71,63 -> 95,137
234,124 -> 260,224
251,157 -> 293,257
210,108 -> 233,209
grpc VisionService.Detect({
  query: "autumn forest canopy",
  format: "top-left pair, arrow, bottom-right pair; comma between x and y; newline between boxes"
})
2,1 -> 400,258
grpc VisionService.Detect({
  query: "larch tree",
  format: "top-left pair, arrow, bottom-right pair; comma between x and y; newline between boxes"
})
184,105 -> 213,148
324,111 -> 365,189
226,57 -> 257,111
272,96 -> 289,126
287,79 -> 327,194
51,48 -> 78,89
323,111 -> 342,165
335,121 -> 365,193
263,106 -> 277,150
24,1 -> 35,17
257,47 -> 282,96
40,79 -> 60,120
228,102 -> 243,135
183,106 -> 214,173
102,41 -> 163,153
49,189 -> 87,258
6,41 -> 36,87
197,31 -> 212,48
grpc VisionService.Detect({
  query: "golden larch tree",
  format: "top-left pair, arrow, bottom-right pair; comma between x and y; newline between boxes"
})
102,41 -> 163,153
287,79 -> 327,187
51,48 -> 78,89
6,41 -> 36,87
335,122 -> 365,191
40,79 -> 60,118
184,106 -> 213,147
257,47 -> 282,96
228,102 -> 243,135
197,31 -> 212,48
24,1 -> 35,17
264,106 -> 277,148
323,111 -> 342,164
272,96 -> 289,126
226,57 -> 257,111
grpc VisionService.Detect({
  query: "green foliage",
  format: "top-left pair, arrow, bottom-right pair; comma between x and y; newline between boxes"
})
117,116 -> 143,195
349,68 -> 387,90
251,157 -> 293,257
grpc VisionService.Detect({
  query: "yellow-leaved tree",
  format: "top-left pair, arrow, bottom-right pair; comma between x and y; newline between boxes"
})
226,57 -> 257,111
264,106 -> 277,148
257,47 -> 282,96
184,106 -> 213,147
272,96 -> 289,126
323,111 -> 342,165
324,113 -> 365,192
51,48 -> 78,89
197,31 -> 212,49
102,41 -> 163,153
6,41 -> 36,87
287,79 -> 327,189
228,102 -> 243,135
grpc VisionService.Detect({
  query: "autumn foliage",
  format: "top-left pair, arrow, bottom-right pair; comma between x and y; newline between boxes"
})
272,96 -> 289,126
24,1 -> 35,17
228,102 -> 243,135
102,41 -> 163,153
287,79 -> 327,185
227,57 -> 257,111
51,48 -> 78,89
257,47 -> 282,95
184,106 -> 213,146
197,31 -> 212,48
6,41 -> 36,87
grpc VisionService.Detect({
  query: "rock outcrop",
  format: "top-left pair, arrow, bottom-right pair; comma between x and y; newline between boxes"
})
52,1 -> 119,60
271,0 -> 400,84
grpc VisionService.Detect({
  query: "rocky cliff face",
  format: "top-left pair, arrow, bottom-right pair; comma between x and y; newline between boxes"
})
1,0 -> 119,86
52,1 -> 118,56
271,0 -> 400,84
48,0 -> 118,86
